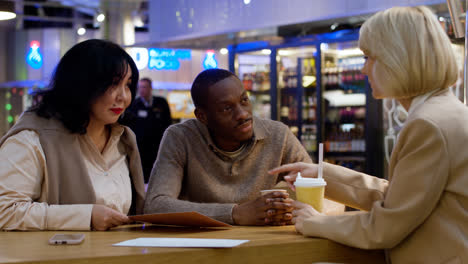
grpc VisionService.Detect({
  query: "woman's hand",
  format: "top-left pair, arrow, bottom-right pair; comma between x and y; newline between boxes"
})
269,162 -> 318,191
291,200 -> 322,234
91,204 -> 130,231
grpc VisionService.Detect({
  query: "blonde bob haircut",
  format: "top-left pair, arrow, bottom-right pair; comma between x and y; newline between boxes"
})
358,6 -> 458,99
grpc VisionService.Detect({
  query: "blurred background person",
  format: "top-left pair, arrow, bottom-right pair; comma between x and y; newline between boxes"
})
0,39 -> 145,231
123,77 -> 172,183
269,6 -> 467,264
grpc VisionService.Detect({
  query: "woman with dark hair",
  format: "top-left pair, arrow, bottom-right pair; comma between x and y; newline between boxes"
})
0,39 -> 145,231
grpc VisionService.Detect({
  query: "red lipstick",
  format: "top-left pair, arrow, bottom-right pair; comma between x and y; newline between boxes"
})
110,108 -> 123,114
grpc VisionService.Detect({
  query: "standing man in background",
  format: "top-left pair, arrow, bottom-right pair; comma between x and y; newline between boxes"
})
124,77 -> 172,183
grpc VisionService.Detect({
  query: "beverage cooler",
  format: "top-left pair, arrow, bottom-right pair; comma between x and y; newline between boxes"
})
230,29 -> 383,178
319,39 -> 382,177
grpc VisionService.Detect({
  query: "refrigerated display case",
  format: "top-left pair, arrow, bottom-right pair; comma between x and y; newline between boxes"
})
276,46 -> 318,155
0,80 -> 46,136
229,29 -> 383,177
320,41 -> 367,172
235,50 -> 272,119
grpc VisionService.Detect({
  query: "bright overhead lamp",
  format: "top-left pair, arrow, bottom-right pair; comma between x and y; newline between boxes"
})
220,48 -> 228,55
0,1 -> 16,21
77,27 -> 86,35
96,13 -> 105,23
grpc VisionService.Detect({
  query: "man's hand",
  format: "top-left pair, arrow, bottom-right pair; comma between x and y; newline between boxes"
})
232,191 -> 293,226
91,205 -> 130,231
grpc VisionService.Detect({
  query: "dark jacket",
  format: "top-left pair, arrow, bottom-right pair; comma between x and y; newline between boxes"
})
123,96 -> 172,182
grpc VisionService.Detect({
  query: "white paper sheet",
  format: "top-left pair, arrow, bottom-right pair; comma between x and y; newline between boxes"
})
112,238 -> 249,248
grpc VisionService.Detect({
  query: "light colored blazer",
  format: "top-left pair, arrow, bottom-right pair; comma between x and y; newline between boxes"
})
301,90 -> 468,264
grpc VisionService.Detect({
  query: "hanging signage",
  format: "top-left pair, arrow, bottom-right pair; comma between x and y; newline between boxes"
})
126,47 -> 149,70
126,47 -> 192,71
26,41 -> 43,69
203,50 -> 218,69
148,48 -> 191,70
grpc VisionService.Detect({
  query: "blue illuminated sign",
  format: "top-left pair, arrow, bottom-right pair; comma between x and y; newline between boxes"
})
26,41 -> 43,69
203,50 -> 218,69
127,47 -> 149,70
148,48 -> 191,70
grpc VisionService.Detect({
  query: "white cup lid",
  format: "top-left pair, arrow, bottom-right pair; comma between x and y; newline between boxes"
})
294,177 -> 326,187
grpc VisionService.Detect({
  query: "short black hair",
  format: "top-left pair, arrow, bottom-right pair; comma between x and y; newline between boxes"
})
190,68 -> 236,108
34,39 -> 139,134
139,77 -> 152,86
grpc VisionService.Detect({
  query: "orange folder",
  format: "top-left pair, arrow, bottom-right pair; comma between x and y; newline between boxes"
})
129,212 -> 232,228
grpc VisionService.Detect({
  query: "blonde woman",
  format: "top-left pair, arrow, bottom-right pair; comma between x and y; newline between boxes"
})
270,6 -> 467,264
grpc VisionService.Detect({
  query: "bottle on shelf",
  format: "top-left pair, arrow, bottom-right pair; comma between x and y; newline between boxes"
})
242,73 -> 253,91
308,96 -> 316,122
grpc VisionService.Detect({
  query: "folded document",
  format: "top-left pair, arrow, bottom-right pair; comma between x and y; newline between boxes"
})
129,212 -> 232,227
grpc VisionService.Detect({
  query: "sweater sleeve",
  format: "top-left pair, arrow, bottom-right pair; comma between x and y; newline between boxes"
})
144,127 -> 235,224
322,162 -> 388,211
0,130 -> 93,230
278,126 -> 312,183
301,119 -> 450,249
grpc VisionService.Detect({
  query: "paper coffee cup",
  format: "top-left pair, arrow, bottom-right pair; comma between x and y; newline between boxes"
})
260,189 -> 287,196
294,178 -> 326,212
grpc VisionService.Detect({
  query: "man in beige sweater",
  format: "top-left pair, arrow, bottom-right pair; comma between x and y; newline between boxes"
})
144,69 -> 312,225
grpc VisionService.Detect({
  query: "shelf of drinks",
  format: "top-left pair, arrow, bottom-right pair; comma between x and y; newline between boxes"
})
280,119 -> 301,127
326,158 -> 365,172
279,87 -> 300,93
323,86 -> 366,94
326,104 -> 366,109
241,71 -> 270,92
325,151 -> 366,157
303,86 -> 317,91
324,120 -> 365,126
247,90 -> 270,95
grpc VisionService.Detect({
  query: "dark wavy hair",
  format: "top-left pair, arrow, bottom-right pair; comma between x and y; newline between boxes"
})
191,68 -> 235,109
34,39 -> 139,134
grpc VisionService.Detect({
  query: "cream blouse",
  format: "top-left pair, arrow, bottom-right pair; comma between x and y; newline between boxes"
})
0,125 -> 132,230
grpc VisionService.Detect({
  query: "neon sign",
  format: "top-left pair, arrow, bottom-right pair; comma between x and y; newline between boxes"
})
126,47 -> 149,70
26,41 -> 43,69
148,48 -> 191,70
203,50 -> 218,69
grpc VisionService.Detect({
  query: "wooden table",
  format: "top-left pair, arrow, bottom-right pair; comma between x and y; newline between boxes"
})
0,225 -> 385,264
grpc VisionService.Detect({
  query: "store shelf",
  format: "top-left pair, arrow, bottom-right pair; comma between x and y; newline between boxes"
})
279,87 -> 299,93
326,156 -> 366,162
325,151 -> 366,157
247,90 -> 270,95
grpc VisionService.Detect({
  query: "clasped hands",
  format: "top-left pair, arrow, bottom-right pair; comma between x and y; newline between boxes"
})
232,191 -> 294,226
266,162 -> 324,234
232,190 -> 323,232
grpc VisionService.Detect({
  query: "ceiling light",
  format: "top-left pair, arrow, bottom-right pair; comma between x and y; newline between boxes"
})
0,1 -> 16,21
132,10 -> 145,27
77,27 -> 86,35
261,49 -> 271,55
96,13 -> 105,22
244,0 -> 251,5
220,48 -> 228,55
330,23 -> 339,31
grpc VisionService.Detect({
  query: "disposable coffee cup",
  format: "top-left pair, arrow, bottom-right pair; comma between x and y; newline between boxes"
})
294,177 -> 326,212
260,189 -> 287,196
